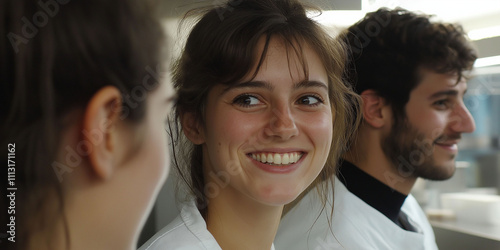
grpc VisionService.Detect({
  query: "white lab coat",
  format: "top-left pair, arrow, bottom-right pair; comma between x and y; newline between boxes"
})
275,177 -> 438,250
139,199 -> 276,250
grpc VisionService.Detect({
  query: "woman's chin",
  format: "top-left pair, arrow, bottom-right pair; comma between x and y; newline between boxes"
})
255,191 -> 301,207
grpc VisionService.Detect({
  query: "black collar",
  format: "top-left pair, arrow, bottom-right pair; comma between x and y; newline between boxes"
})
337,160 -> 410,228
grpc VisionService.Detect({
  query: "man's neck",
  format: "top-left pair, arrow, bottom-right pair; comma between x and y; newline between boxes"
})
344,142 -> 417,195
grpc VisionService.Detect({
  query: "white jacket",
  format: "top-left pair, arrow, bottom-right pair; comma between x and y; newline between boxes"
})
140,199 -> 276,250
275,177 -> 438,250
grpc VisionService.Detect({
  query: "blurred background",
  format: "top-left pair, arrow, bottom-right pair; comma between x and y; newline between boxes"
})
141,1 -> 500,249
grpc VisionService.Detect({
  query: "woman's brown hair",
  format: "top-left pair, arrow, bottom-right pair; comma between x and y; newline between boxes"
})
169,0 -> 361,216
0,0 -> 165,249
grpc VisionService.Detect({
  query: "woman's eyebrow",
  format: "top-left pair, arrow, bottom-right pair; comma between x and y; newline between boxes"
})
222,81 -> 274,94
294,80 -> 328,91
221,79 -> 328,95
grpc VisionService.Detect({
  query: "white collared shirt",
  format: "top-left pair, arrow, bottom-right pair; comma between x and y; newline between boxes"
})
275,177 -> 438,250
140,199 -> 276,250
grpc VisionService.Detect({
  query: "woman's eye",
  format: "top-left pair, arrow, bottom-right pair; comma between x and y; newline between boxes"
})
297,95 -> 323,106
232,94 -> 261,107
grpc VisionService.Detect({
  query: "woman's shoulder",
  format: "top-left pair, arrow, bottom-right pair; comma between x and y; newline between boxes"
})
139,201 -> 222,250
138,214 -> 201,250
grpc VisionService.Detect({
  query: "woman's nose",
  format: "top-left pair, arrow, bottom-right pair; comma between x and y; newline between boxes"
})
264,105 -> 299,141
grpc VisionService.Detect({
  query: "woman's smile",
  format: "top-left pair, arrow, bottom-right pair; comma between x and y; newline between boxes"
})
199,36 -> 333,205
249,151 -> 304,165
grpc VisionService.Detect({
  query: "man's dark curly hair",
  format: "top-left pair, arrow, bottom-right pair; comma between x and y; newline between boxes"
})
340,8 -> 477,125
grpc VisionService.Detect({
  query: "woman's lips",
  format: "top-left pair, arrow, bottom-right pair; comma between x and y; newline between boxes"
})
249,152 -> 304,165
247,151 -> 306,174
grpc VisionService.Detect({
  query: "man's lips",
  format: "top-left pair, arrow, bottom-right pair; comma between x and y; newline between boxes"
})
432,134 -> 462,153
435,140 -> 459,146
433,134 -> 461,146
434,141 -> 459,153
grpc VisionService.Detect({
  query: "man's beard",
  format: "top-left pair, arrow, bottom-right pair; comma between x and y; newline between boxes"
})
381,119 -> 460,181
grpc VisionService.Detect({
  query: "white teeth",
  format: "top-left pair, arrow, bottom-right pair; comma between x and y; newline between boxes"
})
267,153 -> 273,163
250,152 -> 303,165
274,154 -> 282,164
282,154 -> 290,164
290,153 -> 297,163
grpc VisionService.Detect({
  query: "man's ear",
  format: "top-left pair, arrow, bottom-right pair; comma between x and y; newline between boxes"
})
360,89 -> 390,128
82,86 -> 122,180
181,112 -> 205,145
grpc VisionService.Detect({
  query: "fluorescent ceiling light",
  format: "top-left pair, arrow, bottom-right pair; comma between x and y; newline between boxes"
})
474,55 -> 500,68
309,0 -> 500,32
468,25 -> 500,41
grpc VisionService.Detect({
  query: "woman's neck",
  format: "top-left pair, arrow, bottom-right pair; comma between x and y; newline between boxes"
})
205,187 -> 281,250
27,185 -> 139,250
63,184 -> 139,250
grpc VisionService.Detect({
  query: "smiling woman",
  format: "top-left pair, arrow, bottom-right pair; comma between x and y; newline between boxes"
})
139,0 -> 361,249
199,37 -> 334,207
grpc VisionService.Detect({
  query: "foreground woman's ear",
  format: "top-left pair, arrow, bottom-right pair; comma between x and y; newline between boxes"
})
83,86 -> 123,180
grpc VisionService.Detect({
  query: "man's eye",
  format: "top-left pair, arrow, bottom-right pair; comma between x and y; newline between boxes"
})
433,99 -> 451,109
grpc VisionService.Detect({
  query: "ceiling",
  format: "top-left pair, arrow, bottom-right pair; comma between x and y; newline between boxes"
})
160,0 -> 500,65
161,0 -> 500,31
310,0 -> 500,32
